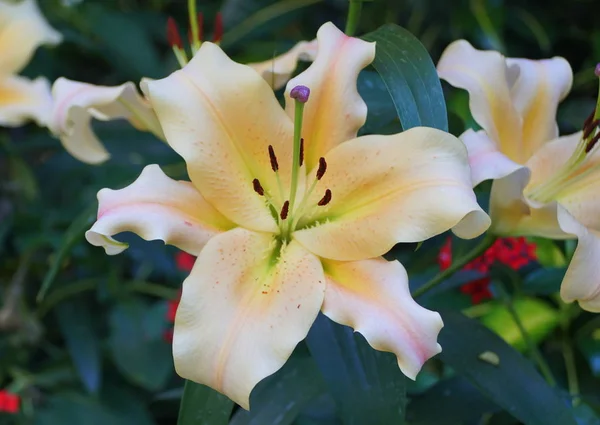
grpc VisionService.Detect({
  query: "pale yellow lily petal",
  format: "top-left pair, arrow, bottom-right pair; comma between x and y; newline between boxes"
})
248,39 -> 318,90
49,78 -> 163,164
489,168 -> 569,239
507,57 -> 572,159
147,42 -> 296,233
86,164 -> 235,255
0,0 -> 62,75
461,129 -> 522,187
293,128 -> 490,261
437,40 -> 523,163
0,74 -> 51,126
285,22 -> 375,169
321,257 -> 443,379
173,228 -> 325,409
556,206 -> 600,312
524,132 -> 581,191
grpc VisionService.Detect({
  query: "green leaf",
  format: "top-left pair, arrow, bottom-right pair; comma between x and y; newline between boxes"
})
55,299 -> 102,393
438,310 -> 577,425
480,297 -> 560,352
221,0 -> 323,49
230,356 -> 326,425
575,316 -> 600,378
305,314 -> 407,425
407,377 -> 499,425
83,4 -> 164,79
362,24 -> 448,132
522,267 -> 565,295
177,381 -> 234,425
36,205 -> 96,302
108,299 -> 172,391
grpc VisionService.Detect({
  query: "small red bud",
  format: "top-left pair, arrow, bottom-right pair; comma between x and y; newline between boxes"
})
213,12 -> 223,43
166,17 -> 183,49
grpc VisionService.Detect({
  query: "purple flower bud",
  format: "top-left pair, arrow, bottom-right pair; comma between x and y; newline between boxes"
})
596,63 -> 600,77
290,85 -> 310,103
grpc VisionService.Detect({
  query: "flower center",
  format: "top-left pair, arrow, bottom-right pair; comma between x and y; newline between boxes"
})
251,85 -> 332,242
526,111 -> 600,204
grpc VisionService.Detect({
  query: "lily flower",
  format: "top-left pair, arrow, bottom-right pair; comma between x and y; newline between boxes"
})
0,0 -> 61,127
48,78 -> 165,164
437,40 -> 600,311
48,13 -> 315,164
86,23 -> 489,408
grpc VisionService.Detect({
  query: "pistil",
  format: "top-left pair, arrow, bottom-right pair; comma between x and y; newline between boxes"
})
286,85 -> 310,238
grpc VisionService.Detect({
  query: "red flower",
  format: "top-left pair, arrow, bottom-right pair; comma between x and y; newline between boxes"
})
175,252 -> 196,272
0,390 -> 20,414
438,237 -> 537,304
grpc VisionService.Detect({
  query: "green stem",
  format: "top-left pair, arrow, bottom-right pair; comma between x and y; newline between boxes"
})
286,101 -> 305,236
188,0 -> 200,52
412,234 -> 496,298
498,283 -> 557,387
345,0 -> 363,36
562,328 -> 580,405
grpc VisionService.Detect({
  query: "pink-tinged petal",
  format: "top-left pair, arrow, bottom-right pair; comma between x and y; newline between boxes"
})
0,75 -> 51,126
489,168 -> 569,239
461,129 -> 523,187
0,0 -> 61,75
437,40 -> 523,163
248,39 -> 318,90
321,258 -> 443,379
285,22 -> 375,169
293,128 -> 490,261
86,165 -> 235,255
556,206 -> 600,312
49,78 -> 163,164
507,57 -> 572,159
173,228 -> 326,409
147,42 -> 296,233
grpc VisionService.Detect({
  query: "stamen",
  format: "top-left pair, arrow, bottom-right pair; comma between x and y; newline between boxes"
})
290,85 -> 311,103
167,17 -> 188,67
318,189 -> 332,206
280,201 -> 290,220
586,132 -> 600,153
166,17 -> 183,49
268,145 -> 279,172
583,109 -> 595,130
316,157 -> 327,180
299,138 -> 304,167
583,119 -> 600,140
213,12 -> 224,43
252,178 -> 264,196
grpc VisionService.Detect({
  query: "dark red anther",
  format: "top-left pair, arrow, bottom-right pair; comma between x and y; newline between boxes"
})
213,12 -> 223,43
252,178 -> 264,196
268,145 -> 279,172
317,189 -> 332,206
583,109 -> 595,130
316,157 -> 327,180
299,138 -> 304,167
584,119 -> 600,140
166,17 -> 183,49
586,132 -> 600,153
280,200 -> 290,220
